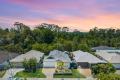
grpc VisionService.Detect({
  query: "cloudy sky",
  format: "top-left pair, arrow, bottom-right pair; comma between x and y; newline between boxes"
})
0,0 -> 120,31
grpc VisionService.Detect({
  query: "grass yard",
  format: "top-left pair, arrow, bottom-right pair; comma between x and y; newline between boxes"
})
54,69 -> 85,78
15,69 -> 46,78
0,70 -> 6,78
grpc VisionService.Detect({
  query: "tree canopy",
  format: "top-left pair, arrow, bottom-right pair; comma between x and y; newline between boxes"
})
0,22 -> 120,54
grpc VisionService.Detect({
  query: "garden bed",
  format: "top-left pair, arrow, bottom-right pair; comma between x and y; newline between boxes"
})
54,69 -> 85,78
54,69 -> 72,75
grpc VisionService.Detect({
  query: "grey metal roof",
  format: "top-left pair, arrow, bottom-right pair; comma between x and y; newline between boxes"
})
10,50 -> 44,63
92,46 -> 115,50
96,51 -> 120,63
72,50 -> 106,64
45,50 -> 71,62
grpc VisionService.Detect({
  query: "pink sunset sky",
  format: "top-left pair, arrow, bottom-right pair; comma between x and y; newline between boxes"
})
0,0 -> 120,31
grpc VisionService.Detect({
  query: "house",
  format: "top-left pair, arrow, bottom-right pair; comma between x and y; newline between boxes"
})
91,46 -> 120,52
0,51 -> 19,70
72,50 -> 106,68
96,51 -> 120,69
10,50 -> 44,68
43,50 -> 71,68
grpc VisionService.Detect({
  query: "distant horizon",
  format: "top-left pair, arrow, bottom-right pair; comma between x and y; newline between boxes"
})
0,0 -> 120,31
0,22 -> 120,32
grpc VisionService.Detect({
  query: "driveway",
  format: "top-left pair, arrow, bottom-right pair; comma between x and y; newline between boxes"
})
77,68 -> 92,77
2,68 -> 24,79
115,70 -> 120,75
42,68 -> 55,79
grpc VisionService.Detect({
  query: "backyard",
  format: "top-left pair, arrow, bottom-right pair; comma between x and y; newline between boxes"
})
54,69 -> 85,78
15,69 -> 46,78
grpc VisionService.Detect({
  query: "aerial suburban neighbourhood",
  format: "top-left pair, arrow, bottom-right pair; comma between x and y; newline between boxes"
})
0,23 -> 120,80
0,45 -> 120,80
0,0 -> 120,80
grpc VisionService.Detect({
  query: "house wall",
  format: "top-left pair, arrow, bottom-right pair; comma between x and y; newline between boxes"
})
43,61 -> 70,68
11,62 -> 42,68
10,62 -> 23,68
43,61 -> 56,68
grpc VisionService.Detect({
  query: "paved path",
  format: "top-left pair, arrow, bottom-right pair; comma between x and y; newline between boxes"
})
116,70 -> 120,75
42,68 -> 55,79
2,68 -> 24,79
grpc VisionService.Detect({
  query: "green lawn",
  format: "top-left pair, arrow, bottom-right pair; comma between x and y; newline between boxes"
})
54,69 -> 85,78
15,69 -> 46,78
0,70 -> 6,78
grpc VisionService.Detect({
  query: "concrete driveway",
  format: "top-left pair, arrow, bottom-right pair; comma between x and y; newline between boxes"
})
77,68 -> 92,77
42,68 -> 55,79
2,68 -> 24,79
116,70 -> 120,75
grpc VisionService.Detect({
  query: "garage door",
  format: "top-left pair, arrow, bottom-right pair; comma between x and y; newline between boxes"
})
77,62 -> 90,68
43,61 -> 56,68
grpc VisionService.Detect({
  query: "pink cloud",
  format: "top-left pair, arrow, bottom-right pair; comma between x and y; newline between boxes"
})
1,0 -> 120,31
7,0 -> 101,13
0,13 -> 120,31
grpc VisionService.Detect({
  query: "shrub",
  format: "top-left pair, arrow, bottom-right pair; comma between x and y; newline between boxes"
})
23,59 -> 29,72
91,63 -> 116,75
23,58 -> 37,73
97,73 -> 120,80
